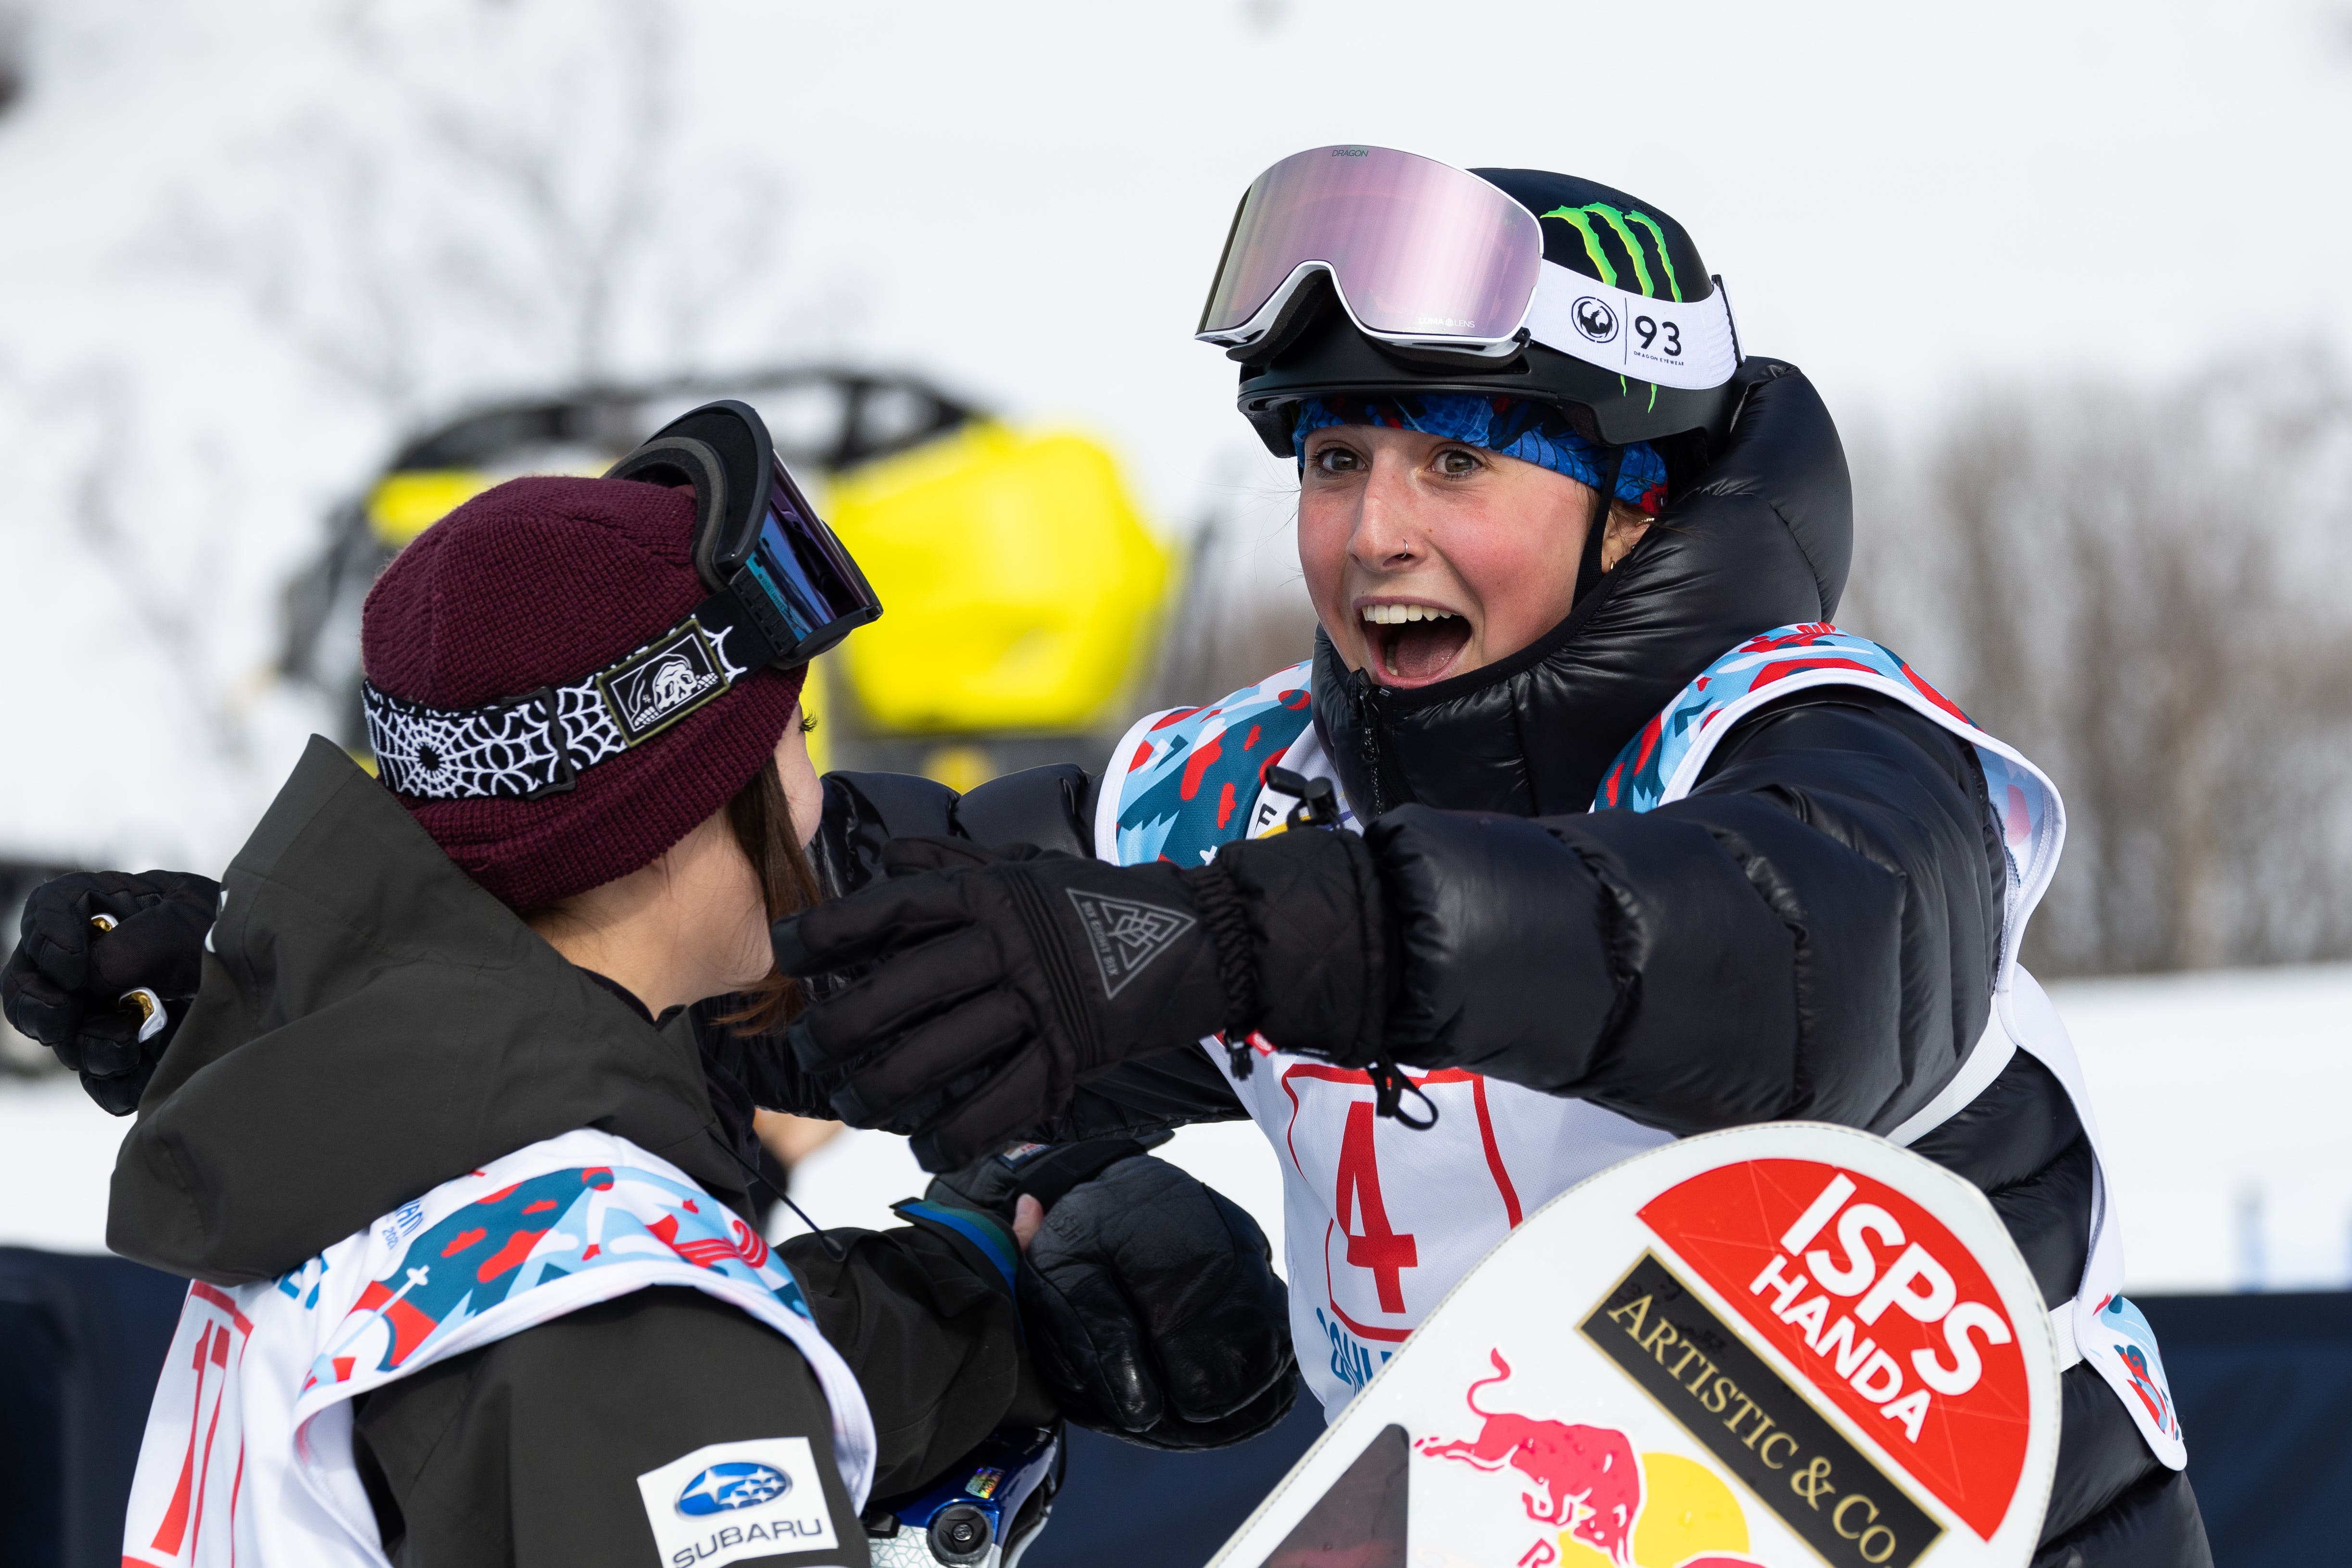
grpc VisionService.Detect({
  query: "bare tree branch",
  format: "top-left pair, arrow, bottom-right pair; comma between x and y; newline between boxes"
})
157,0 -> 800,423
1846,353 -> 2352,974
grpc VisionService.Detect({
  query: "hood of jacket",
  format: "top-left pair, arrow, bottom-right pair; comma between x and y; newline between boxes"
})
110,736 -> 746,1286
1312,359 -> 1853,818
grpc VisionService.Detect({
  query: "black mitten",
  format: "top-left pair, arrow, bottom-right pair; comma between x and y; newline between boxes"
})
2,870 -> 220,1115
773,832 -> 1386,1169
1010,1154 -> 1295,1450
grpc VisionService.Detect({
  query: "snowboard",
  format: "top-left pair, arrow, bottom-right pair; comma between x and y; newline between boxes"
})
1207,1123 -> 2063,1568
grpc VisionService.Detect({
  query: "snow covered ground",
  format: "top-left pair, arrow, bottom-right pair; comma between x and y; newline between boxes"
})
7,961 -> 2347,1293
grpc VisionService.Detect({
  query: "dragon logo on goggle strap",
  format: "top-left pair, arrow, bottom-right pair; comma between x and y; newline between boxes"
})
1540,203 -> 1685,302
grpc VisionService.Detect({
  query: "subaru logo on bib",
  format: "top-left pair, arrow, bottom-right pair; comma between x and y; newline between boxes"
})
676,1460 -> 792,1515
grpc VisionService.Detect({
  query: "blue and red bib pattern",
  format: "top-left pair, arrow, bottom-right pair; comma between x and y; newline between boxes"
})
1596,623 -> 1975,811
124,1130 -> 875,1568
286,1155 -> 803,1399
1589,624 -> 2059,923
1108,661 -> 1316,867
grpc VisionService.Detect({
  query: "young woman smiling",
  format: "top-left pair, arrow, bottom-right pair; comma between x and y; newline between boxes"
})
1299,421 -> 1656,688
767,153 -> 2210,1566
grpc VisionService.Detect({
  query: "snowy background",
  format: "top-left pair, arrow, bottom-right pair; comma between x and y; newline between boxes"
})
3,0 -> 2352,1290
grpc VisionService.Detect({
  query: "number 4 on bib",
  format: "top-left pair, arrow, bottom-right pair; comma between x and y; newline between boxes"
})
1337,1101 -> 1419,1313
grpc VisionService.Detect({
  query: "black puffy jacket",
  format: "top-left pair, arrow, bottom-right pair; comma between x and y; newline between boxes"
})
767,362 -> 2206,1567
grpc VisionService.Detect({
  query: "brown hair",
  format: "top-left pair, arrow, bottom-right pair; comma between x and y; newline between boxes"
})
717,754 -> 824,1034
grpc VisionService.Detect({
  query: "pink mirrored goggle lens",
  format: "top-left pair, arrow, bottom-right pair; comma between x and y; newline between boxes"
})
1198,146 -> 1541,343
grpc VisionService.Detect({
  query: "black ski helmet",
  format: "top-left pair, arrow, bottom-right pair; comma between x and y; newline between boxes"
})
1223,169 -> 1741,460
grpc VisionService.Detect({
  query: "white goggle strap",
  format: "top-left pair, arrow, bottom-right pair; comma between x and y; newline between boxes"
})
1522,261 -> 1741,391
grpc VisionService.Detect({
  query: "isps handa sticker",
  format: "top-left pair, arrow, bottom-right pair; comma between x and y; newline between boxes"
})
1638,1160 -> 2032,1542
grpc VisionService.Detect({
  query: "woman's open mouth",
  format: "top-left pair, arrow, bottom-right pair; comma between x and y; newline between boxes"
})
1360,602 -> 1472,685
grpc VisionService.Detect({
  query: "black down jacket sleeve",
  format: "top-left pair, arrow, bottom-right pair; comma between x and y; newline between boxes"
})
1373,687 -> 2005,1134
776,1215 -> 1060,1497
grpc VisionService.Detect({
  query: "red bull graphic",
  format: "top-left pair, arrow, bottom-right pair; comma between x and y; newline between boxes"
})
1415,1353 -> 1775,1568
1417,1351 -> 1643,1562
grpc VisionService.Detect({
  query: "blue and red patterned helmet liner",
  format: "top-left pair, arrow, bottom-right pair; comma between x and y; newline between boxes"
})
1294,392 -> 1669,515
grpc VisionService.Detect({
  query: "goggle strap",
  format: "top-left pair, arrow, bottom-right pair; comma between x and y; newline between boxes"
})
1522,262 -> 1740,391
701,573 -> 784,671
363,586 -> 778,802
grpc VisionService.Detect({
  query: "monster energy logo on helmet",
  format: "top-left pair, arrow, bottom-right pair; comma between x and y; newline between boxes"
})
1477,168 -> 1715,305
1541,201 -> 1689,302
1476,169 -> 1736,412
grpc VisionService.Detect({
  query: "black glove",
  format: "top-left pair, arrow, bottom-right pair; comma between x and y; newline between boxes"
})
930,1145 -> 1296,1450
774,832 -> 1386,1169
2,870 -> 219,1115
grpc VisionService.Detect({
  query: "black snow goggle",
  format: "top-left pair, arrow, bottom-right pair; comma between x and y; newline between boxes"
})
363,400 -> 883,801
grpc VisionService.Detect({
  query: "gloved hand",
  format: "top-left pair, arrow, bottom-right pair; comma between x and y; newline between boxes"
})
773,833 -> 1386,1169
930,1144 -> 1296,1449
2,870 -> 220,1115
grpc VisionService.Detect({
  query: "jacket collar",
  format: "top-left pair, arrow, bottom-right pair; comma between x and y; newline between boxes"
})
111,737 -> 747,1284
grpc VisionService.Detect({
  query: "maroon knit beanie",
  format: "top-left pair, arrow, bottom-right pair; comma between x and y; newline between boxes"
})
360,475 -> 806,910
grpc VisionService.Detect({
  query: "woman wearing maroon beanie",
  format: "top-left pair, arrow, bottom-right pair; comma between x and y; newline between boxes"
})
0,414 -> 1293,1567
4,405 -> 1302,1560
63,464 -> 984,1566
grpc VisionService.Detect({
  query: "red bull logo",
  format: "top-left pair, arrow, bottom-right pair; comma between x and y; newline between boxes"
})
1416,1350 -> 1644,1563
